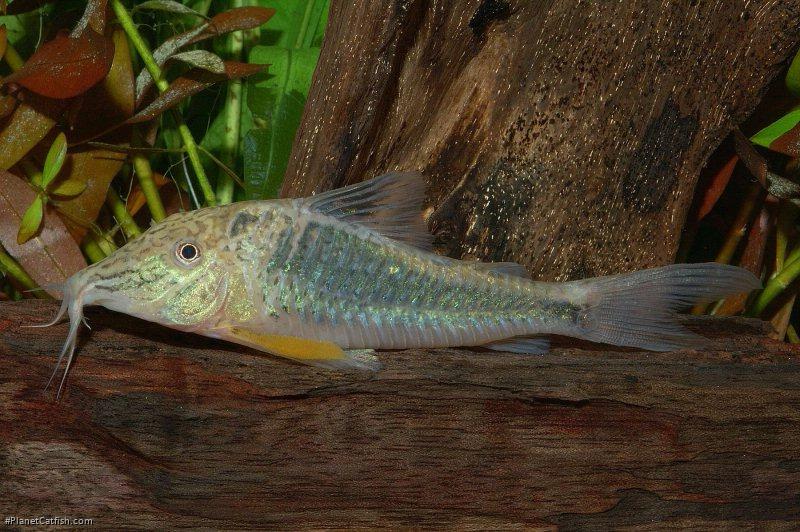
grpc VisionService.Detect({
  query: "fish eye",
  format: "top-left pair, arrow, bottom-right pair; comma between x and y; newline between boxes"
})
175,241 -> 200,265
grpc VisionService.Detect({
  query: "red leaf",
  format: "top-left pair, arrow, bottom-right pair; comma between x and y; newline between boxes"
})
770,122 -> 800,157
68,29 -> 135,142
192,6 -> 275,43
4,29 -> 114,99
0,170 -> 87,296
733,128 -> 768,185
0,25 -> 7,61
70,0 -> 110,38
129,62 -> 266,124
0,95 -> 60,170
55,148 -> 127,241
135,7 -> 274,104
695,154 -> 738,221
0,94 -> 17,120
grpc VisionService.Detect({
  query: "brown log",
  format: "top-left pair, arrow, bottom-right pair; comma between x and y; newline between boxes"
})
1,300 -> 799,528
282,0 -> 800,281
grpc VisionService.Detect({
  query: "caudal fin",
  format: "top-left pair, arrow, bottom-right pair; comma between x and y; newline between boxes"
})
574,263 -> 761,351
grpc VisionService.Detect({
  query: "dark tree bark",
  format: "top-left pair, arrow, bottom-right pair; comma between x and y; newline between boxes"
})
2,300 -> 800,528
282,0 -> 800,281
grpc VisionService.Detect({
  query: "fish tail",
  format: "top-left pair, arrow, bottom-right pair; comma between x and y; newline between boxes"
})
571,263 -> 760,351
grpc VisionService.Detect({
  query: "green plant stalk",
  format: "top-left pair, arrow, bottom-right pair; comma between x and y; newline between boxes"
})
0,245 -> 46,298
111,0 -> 216,206
3,42 -> 25,71
216,0 -> 246,205
775,203 -> 796,272
106,188 -> 142,239
215,84 -> 242,205
788,324 -> 800,344
81,238 -> 107,263
193,0 -> 213,17
175,118 -> 215,204
2,275 -> 22,301
715,182 -> 762,265
748,257 -> 800,316
242,0 -> 262,48
784,246 -> 800,268
110,0 -> 169,92
87,228 -> 118,257
691,182 -> 761,315
771,295 -> 796,341
295,0 -> 317,48
131,130 -> 167,222
98,236 -> 117,256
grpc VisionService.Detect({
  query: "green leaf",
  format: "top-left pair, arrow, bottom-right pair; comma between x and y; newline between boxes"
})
17,195 -> 43,245
0,10 -> 44,57
256,0 -> 330,48
243,46 -> 320,199
42,132 -> 67,188
132,0 -> 207,18
200,1 -> 329,200
50,179 -> 88,197
787,48 -> 800,97
751,108 -> 800,149
171,50 -> 226,74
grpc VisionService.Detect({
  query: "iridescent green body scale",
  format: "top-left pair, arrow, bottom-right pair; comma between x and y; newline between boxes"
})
40,172 -> 759,397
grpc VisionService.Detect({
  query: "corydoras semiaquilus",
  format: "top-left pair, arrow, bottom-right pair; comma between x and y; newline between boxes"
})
37,172 -> 760,398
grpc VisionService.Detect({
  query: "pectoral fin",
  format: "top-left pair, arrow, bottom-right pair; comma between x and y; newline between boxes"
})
225,328 -> 382,371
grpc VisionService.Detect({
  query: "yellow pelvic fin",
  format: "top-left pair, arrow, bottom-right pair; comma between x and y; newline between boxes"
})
228,327 -> 345,361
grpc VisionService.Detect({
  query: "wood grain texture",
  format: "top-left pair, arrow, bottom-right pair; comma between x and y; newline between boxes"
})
1,300 -> 799,528
282,0 -> 800,281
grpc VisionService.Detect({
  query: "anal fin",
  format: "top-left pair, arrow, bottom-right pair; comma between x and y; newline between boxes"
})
225,328 -> 381,371
483,336 -> 550,355
311,349 -> 383,371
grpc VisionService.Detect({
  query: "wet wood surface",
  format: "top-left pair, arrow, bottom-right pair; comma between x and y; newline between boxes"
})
283,0 -> 800,281
1,300 -> 799,528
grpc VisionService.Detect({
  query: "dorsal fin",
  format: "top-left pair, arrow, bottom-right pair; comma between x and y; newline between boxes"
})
299,172 -> 433,250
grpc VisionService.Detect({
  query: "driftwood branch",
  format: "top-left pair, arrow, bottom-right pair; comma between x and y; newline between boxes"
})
1,300 -> 799,528
283,0 -> 800,281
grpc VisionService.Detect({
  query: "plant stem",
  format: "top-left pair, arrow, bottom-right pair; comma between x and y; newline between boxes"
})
691,182 -> 762,315
110,0 -> 169,92
175,119 -> 215,204
748,255 -> 800,316
216,0 -> 246,205
131,130 -> 167,222
784,245 -> 800,269
242,0 -> 262,48
2,42 -> 24,71
81,238 -> 107,263
194,0 -> 213,17
111,0 -> 216,206
0,245 -> 46,298
85,226 -> 118,259
788,324 -> 800,344
2,275 -> 22,300
715,182 -> 762,265
295,0 -> 316,48
775,203 -> 798,272
106,188 -> 142,239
